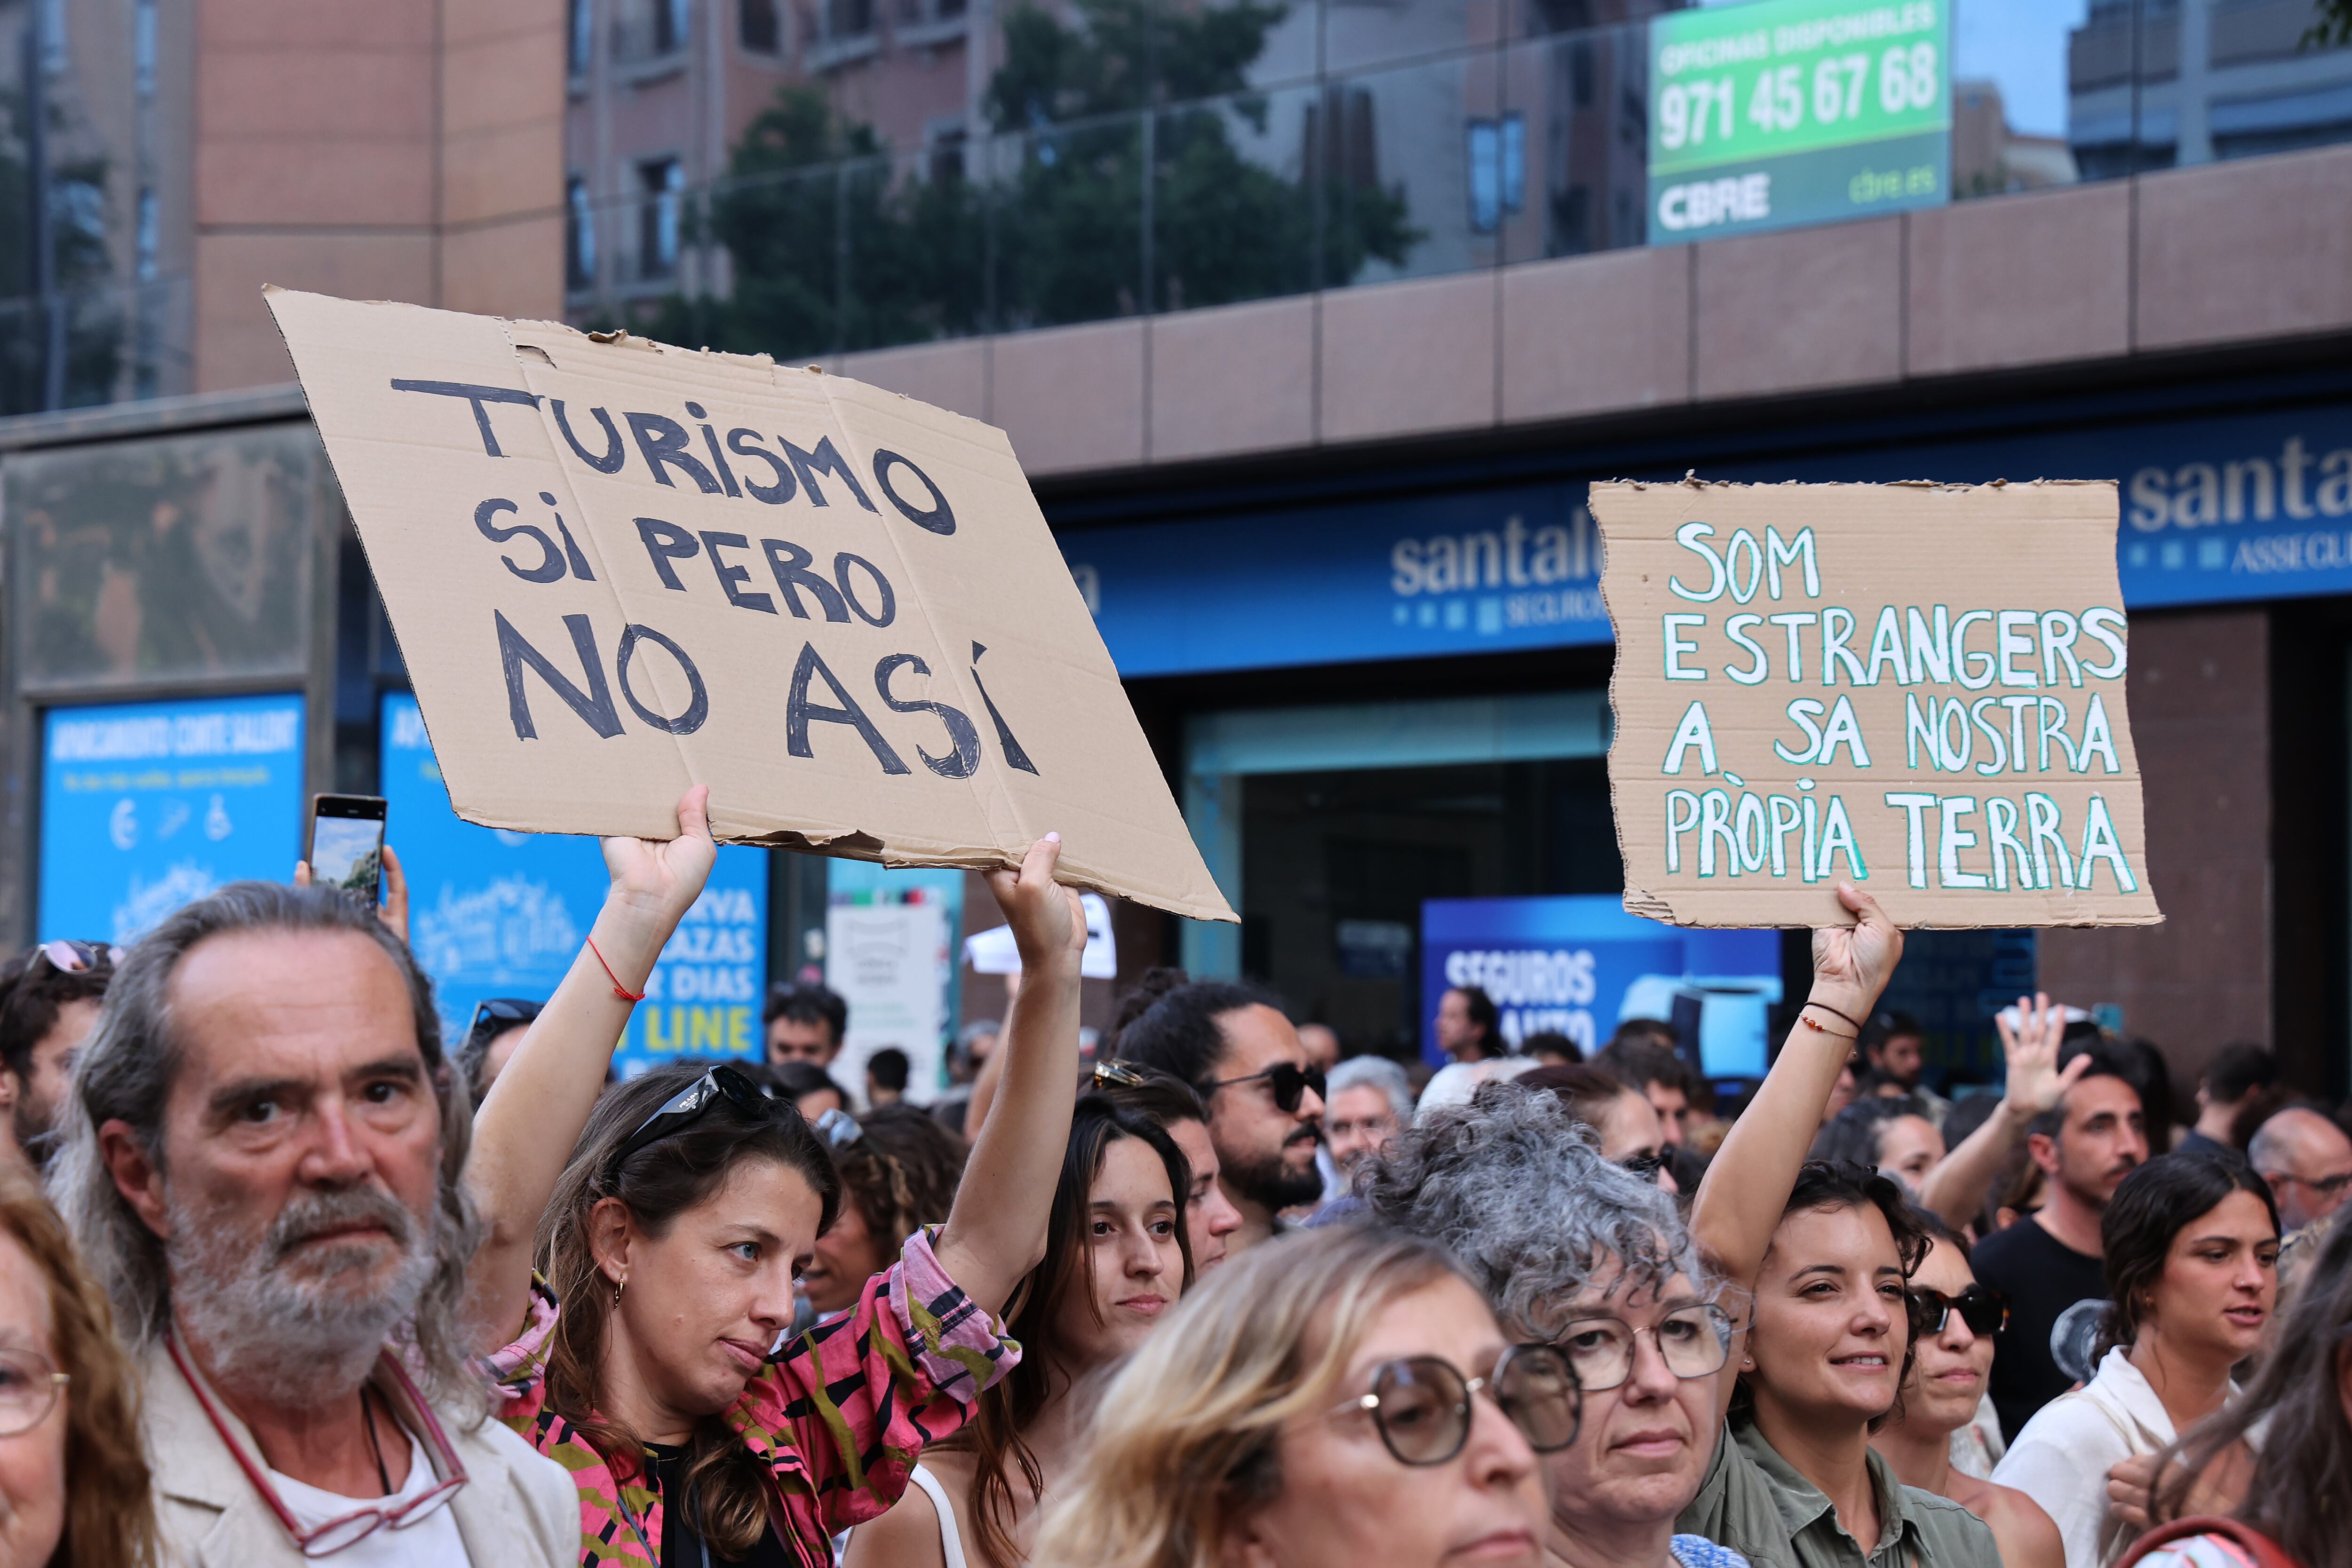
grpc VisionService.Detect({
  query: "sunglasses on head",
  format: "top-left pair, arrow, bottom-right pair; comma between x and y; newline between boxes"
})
1907,1284 -> 2009,1340
1091,1060 -> 1151,1091
27,940 -> 118,978
603,1065 -> 781,1184
1332,1345 -> 1582,1466
1205,1061 -> 1326,1114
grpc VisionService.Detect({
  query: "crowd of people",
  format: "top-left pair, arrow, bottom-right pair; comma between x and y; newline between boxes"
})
0,798 -> 2344,1568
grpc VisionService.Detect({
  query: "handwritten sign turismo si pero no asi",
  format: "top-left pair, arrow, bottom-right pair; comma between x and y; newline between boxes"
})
267,287 -> 1234,923
1594,478 -> 2162,929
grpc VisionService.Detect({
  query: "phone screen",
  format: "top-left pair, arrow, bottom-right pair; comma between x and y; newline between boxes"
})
309,804 -> 386,902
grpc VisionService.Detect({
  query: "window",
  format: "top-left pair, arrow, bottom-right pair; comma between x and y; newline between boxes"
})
656,0 -> 689,53
740,0 -> 781,52
38,0 -> 66,72
570,0 -> 594,74
134,0 -> 158,95
637,159 -> 683,280
136,188 -> 159,281
1465,111 -> 1526,234
567,175 -> 598,291
826,0 -> 874,39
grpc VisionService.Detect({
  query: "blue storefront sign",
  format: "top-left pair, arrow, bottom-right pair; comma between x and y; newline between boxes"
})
380,693 -> 769,1076
39,694 -> 308,943
1065,400 -> 2352,678
1420,896 -> 1781,1075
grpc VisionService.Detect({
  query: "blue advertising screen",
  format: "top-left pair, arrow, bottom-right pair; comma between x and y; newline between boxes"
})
1064,400 -> 2352,678
1421,896 -> 1780,1076
40,694 -> 307,943
380,693 -> 770,1077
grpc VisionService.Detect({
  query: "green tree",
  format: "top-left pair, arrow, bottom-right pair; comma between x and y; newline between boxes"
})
652,0 -> 1419,360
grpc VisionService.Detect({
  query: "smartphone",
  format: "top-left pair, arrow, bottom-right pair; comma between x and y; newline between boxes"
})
309,794 -> 388,905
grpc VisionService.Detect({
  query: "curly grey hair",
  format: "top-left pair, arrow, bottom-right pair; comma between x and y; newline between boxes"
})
1361,1081 -> 1708,1339
50,880 -> 485,1419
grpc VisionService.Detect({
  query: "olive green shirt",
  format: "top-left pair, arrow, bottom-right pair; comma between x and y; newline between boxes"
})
1677,1418 -> 1999,1568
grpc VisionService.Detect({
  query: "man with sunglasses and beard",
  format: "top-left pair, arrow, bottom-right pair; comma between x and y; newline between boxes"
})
1113,968 -> 1327,1254
50,789 -> 720,1565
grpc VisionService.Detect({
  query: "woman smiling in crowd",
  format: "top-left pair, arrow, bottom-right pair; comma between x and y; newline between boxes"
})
851,1089 -> 1195,1568
1680,882 -> 1998,1568
1994,1155 -> 2279,1568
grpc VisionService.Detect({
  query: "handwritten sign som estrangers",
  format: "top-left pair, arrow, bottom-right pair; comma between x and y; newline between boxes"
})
1594,479 -> 2161,929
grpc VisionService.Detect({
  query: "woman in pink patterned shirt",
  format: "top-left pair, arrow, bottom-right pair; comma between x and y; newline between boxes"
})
465,792 -> 1088,1567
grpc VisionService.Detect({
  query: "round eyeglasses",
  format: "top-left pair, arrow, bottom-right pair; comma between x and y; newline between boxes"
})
1552,1303 -> 1734,1392
0,1348 -> 67,1437
1331,1345 -> 1582,1466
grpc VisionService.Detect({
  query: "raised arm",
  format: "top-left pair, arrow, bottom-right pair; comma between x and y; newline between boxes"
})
932,834 -> 1085,1317
1691,880 -> 1903,1294
461,785 -> 717,1350
1915,992 -> 2086,1228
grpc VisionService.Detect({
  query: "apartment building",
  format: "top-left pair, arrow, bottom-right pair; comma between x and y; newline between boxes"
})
0,0 -> 564,404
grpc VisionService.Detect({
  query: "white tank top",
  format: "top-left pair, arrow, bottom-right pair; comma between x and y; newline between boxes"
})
907,1463 -> 969,1568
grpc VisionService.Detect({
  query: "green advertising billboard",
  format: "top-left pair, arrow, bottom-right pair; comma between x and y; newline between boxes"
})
1647,0 -> 1950,245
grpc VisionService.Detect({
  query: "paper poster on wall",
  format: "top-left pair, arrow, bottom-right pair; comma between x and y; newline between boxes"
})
268,287 -> 1232,923
39,694 -> 307,943
381,692 -> 769,1075
1421,896 -> 1780,1075
825,892 -> 952,1105
1595,479 -> 2162,929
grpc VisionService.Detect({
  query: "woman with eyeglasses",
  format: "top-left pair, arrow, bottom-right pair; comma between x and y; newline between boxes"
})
473,822 -> 1089,1567
849,1086 -> 1197,1568
1032,1224 -> 1577,1568
1679,881 -> 1998,1568
0,1160 -> 156,1567
1992,1155 -> 2279,1568
1869,1219 -> 2060,1568
1366,1083 -> 1741,1568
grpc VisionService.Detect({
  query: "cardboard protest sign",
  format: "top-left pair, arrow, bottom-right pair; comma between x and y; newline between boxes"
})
1595,479 -> 2161,929
265,287 -> 1235,922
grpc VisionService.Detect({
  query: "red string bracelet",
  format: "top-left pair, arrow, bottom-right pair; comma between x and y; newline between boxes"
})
586,936 -> 645,1003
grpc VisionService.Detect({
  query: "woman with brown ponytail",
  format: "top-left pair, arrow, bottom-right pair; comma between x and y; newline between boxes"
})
848,1087 -> 1196,1568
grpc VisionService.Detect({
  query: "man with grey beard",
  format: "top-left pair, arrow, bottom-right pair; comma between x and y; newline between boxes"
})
52,881 -> 576,1565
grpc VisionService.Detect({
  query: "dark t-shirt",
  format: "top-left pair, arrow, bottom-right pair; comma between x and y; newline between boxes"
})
644,1442 -> 794,1568
1970,1216 -> 2108,1442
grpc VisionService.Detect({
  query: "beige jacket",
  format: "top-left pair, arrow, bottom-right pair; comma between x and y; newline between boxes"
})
141,1340 -> 578,1568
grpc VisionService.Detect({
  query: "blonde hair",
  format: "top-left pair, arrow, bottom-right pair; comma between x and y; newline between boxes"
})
0,1162 -> 159,1567
1032,1226 -> 1467,1568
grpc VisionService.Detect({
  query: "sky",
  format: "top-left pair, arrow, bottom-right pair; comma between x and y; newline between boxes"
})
1696,0 -> 2094,139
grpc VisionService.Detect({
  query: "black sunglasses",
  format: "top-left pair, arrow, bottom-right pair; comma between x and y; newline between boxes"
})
1907,1284 -> 2009,1340
604,1065 -> 780,1184
1332,1346 -> 1582,1466
1618,1150 -> 1671,1184
1204,1061 -> 1326,1114
465,997 -> 543,1049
